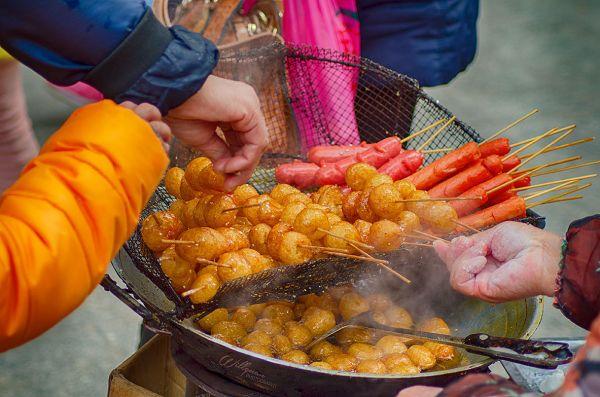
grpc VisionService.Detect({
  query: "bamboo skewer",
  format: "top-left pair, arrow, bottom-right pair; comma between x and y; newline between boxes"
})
161,239 -> 196,245
413,230 -> 450,242
346,242 -> 412,284
532,160 -> 600,178
487,165 -> 546,194
523,180 -> 579,202
510,174 -> 597,192
535,195 -> 584,206
322,250 -> 389,265
196,258 -> 230,268
510,127 -> 567,148
515,156 -> 581,175
403,242 -> 435,248
502,127 -> 558,162
416,116 -> 456,151
182,286 -> 207,297
519,137 -> 594,159
400,119 -> 447,143
509,127 -> 576,174
452,219 -> 481,233
221,203 -> 261,213
422,147 -> 453,154
481,108 -> 540,144
394,196 -> 482,203
317,228 -> 374,251
527,183 -> 592,209
299,244 -> 352,254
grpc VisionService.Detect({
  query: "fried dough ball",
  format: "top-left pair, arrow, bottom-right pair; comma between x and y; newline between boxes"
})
181,198 -> 200,228
375,335 -> 408,355
316,293 -> 339,316
233,216 -> 253,233
164,167 -> 185,198
233,183 -> 259,205
243,194 -> 271,225
396,210 -> 420,232
168,199 -> 186,220
364,173 -> 394,189
407,345 -> 436,370
204,195 -> 238,228
316,185 -> 343,211
254,318 -> 283,336
258,199 -> 284,226
298,293 -> 320,307
324,353 -> 358,372
356,189 -> 379,223
267,222 -> 293,259
232,308 -> 257,331
335,327 -> 374,345
293,303 -> 307,319
192,195 -> 213,226
278,231 -> 313,265
197,308 -> 229,332
339,292 -> 370,320
280,202 -> 306,225
342,190 -> 362,223
310,361 -> 333,370
293,208 -> 330,240
179,178 -> 203,201
369,183 -> 405,219
217,227 -> 250,252
309,341 -> 342,361
271,334 -> 293,356
405,190 -> 432,216
326,212 -> 343,226
301,306 -> 336,336
426,203 -> 458,234
211,320 -> 247,343
248,223 -> 271,254
241,330 -> 272,347
386,362 -> 421,375
280,192 -> 312,206
176,227 -> 227,262
243,342 -> 273,357
418,317 -> 452,335
262,304 -> 295,324
423,341 -> 455,361
248,303 -> 267,316
159,246 -> 196,292
384,306 -> 414,328
368,220 -> 404,252
281,350 -> 310,365
185,157 -> 225,192
188,272 -> 220,304
347,343 -> 383,360
238,248 -> 271,273
353,220 -> 372,243
217,252 -> 252,282
198,264 -> 218,277
141,211 -> 185,252
382,352 -> 413,368
393,180 -> 416,198
356,359 -> 387,374
327,285 -> 355,300
270,184 -> 301,204
345,163 -> 378,191
367,294 -> 392,312
284,321 -> 313,348
323,221 -> 361,252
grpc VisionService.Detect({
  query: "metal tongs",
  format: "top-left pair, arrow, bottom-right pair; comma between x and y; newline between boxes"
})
308,312 -> 573,369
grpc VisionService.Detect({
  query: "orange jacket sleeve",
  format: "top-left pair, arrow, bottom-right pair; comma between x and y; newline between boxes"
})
0,100 -> 168,352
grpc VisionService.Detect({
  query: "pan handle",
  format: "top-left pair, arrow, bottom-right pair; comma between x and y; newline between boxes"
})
101,274 -> 155,323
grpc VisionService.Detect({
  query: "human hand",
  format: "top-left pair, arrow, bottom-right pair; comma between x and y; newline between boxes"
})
120,101 -> 172,152
396,386 -> 442,397
166,75 -> 268,191
433,221 -> 563,303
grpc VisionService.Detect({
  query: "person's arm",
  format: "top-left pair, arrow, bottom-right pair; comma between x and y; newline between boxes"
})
0,100 -> 168,352
0,0 -> 218,115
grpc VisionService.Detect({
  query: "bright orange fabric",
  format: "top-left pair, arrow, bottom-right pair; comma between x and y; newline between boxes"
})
0,100 -> 168,352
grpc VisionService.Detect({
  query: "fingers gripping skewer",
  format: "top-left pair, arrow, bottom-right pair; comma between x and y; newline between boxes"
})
416,116 -> 457,151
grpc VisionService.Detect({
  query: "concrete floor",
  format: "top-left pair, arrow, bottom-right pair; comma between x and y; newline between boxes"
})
1,0 -> 598,396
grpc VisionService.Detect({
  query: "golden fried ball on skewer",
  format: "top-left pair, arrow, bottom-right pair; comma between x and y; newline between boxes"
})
342,190 -> 361,223
316,185 -> 344,212
426,203 -> 458,234
239,248 -> 274,273
284,321 -> 313,348
217,251 -> 253,282
356,188 -> 379,223
169,199 -> 186,219
345,163 -> 378,191
393,180 -> 416,198
243,194 -> 271,225
272,334 -> 293,356
309,341 -> 341,361
406,345 -> 436,370
324,353 -> 359,372
211,320 -> 247,344
347,343 -> 383,360
192,195 -> 213,227
179,178 -> 204,201
280,192 -> 312,206
231,308 -> 257,331
301,306 -> 336,336
339,292 -> 370,321
396,210 -> 420,233
205,195 -> 238,228
323,221 -> 361,252
141,211 -> 185,252
270,183 -> 301,204
232,183 -> 259,205
278,231 -> 313,265
196,308 -> 229,332
248,223 -> 271,255
176,227 -> 228,262
232,217 -> 253,235
375,335 -> 408,355
280,202 -> 306,225
353,220 -> 372,243
325,212 -> 342,227
216,227 -> 250,252
293,208 -> 330,240
267,222 -> 293,259
281,350 -> 311,365
188,272 -> 221,304
159,246 -> 196,292
364,173 -> 394,189
369,183 -> 404,219
181,198 -> 200,228
356,359 -> 387,374
258,200 -> 283,226
164,167 -> 185,198
185,157 -> 225,192
405,190 -> 435,216
368,220 -> 404,252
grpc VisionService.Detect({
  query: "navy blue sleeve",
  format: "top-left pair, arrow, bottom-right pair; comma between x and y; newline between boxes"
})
0,0 -> 218,113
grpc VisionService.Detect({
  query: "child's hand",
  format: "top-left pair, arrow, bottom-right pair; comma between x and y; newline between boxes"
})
120,101 -> 171,152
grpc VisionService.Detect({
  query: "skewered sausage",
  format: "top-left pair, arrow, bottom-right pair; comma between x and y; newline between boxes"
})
378,150 -> 424,181
275,161 -> 319,190
428,155 -> 503,198
141,210 -> 185,252
307,143 -> 371,165
456,196 -> 526,231
479,137 -> 510,157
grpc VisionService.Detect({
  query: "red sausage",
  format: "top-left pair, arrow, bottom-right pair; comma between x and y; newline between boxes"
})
513,176 -> 531,188
378,150 -> 424,180
404,142 -> 481,190
428,155 -> 503,198
451,173 -> 514,216
307,143 -> 371,165
501,155 -> 521,172
275,161 -> 319,189
486,189 -> 517,206
479,138 -> 510,157
456,196 -> 526,231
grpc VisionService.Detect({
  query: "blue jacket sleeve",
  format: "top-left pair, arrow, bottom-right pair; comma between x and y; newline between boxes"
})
0,0 -> 218,113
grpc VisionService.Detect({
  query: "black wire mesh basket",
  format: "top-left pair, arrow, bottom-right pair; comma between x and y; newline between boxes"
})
124,43 -> 545,318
